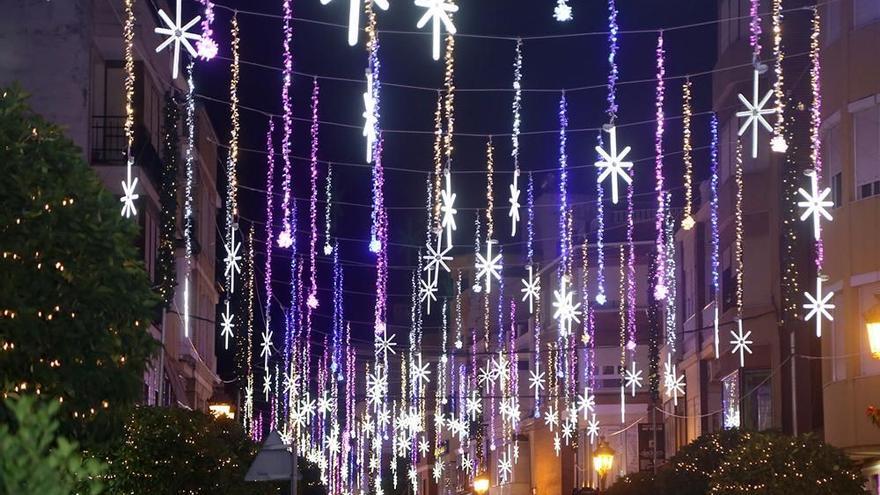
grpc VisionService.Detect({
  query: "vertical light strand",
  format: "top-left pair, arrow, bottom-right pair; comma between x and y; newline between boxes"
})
735,140 -> 745,318
245,225 -> 256,436
653,32 -> 667,300
749,0 -> 762,61
278,0 -> 295,248
323,163 -> 334,255
121,0 -> 137,219
432,91 -> 444,233
183,64 -> 196,340
443,33 -> 456,167
681,77 -> 696,231
557,92 -> 570,277
809,7 -> 824,270
307,78 -> 321,312
366,1 -> 385,254
770,0 -> 788,152
664,193 -> 677,355
526,172 -> 535,265
710,115 -> 721,358
618,245 -> 627,422
596,0 -> 619,305
196,0 -> 218,60
595,140 -> 607,305
485,138 -> 495,240
262,118 -> 275,358
509,38 -> 523,238
224,13 -> 241,299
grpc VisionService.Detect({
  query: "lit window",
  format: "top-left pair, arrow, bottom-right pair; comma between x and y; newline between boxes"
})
854,104 -> 880,200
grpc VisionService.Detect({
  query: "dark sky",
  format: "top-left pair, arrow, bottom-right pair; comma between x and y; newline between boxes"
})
190,0 -> 718,379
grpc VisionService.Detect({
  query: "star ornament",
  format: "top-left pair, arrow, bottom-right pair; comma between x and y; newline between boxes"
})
528,367 -> 546,396
414,0 -> 458,61
498,447 -> 513,483
797,172 -> 833,240
623,361 -> 643,397
730,319 -> 753,368
120,161 -> 139,218
552,275 -> 581,337
411,354 -> 431,388
466,390 -> 482,420
223,230 -> 242,293
423,235 -> 452,280
363,70 -> 378,163
509,169 -> 521,236
260,326 -> 273,364
418,276 -> 438,315
521,264 -> 540,314
220,300 -> 235,350
154,0 -> 201,79
668,366 -> 685,406
736,69 -> 777,158
475,239 -> 502,294
804,276 -> 835,337
376,332 -> 397,359
553,0 -> 572,21
595,125 -> 633,204
586,414 -> 600,444
320,0 -> 390,47
440,170 -> 457,245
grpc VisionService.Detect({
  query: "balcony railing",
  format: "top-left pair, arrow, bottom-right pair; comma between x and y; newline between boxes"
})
90,115 -> 162,187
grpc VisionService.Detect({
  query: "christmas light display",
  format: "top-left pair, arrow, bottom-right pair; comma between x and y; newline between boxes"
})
263,118 -> 276,351
320,0 -> 389,47
509,39 -> 523,237
730,320 -> 753,368
806,7 -> 829,250
423,234 -> 452,281
557,93 -> 572,275
710,114 -> 721,358
552,275 -> 581,337
307,78 -> 321,312
732,140 -> 747,367
653,32 -> 667,299
521,265 -> 539,314
623,361 -> 643,397
553,0 -> 572,21
120,0 -> 137,219
414,0 -> 458,61
196,0 -> 217,60
363,71 -> 378,164
245,226 -> 256,434
440,169 -> 457,248
770,0 -> 787,152
798,173 -> 833,241
323,163 -> 334,255
154,0 -> 201,79
681,78 -> 695,231
737,69 -> 777,159
278,0 -> 295,248
595,126 -> 633,205
224,14 -> 241,298
804,277 -> 835,338
475,239 -> 501,295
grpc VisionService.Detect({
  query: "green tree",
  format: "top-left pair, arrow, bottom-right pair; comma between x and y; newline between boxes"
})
0,394 -> 106,495
0,87 -> 158,441
654,429 -> 753,495
709,432 -> 864,494
103,407 -> 282,495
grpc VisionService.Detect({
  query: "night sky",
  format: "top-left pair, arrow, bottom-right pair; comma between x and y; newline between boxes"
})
189,0 -> 719,380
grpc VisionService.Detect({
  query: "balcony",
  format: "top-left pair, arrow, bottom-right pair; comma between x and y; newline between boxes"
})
90,115 -> 162,188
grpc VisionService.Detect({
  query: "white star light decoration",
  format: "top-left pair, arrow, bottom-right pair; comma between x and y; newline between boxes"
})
223,229 -> 242,293
120,160 -> 139,218
423,235 -> 452,281
668,365 -> 685,406
263,367 -> 272,400
414,0 -> 458,61
440,170 -> 457,246
552,275 -> 581,337
475,239 -> 502,294
418,276 -> 438,315
465,390 -> 482,420
509,169 -> 521,236
363,70 -> 378,163
730,319 -> 753,368
260,326 -> 273,365
521,264 -> 540,314
154,0 -> 201,79
376,332 -> 397,360
544,406 -> 559,431
586,414 -> 600,444
797,171 -> 833,240
411,354 -> 432,388
623,361 -> 644,397
553,0 -> 572,21
321,0 -> 390,46
576,387 -> 595,419
595,126 -> 633,204
220,300 -> 235,350
528,367 -> 546,397
736,69 -> 777,158
498,448 -> 513,484
804,277 -> 835,337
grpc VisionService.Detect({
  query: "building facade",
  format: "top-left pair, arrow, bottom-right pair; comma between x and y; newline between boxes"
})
0,0 -> 221,411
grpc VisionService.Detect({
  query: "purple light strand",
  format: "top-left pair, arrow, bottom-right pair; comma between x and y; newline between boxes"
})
809,8 -> 824,270
196,0 -> 218,60
277,0 -> 295,249
332,244 -> 344,379
307,78 -> 320,311
558,92 -> 570,276
653,32 -> 667,300
368,35 -> 383,253
606,0 -> 619,120
749,0 -> 763,60
710,115 -> 721,300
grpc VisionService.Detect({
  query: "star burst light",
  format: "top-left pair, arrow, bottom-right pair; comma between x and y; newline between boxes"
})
263,366 -> 272,400
804,276 -> 835,337
220,300 -> 235,349
737,69 -> 777,158
544,406 -> 559,431
376,332 -> 397,359
509,169 -> 521,236
423,235 -> 452,279
528,367 -> 546,396
475,239 -> 502,294
498,447 -> 513,483
623,361 -> 643,397
667,363 -> 685,406
478,365 -> 497,391
415,0 -> 458,61
586,414 -> 600,444
418,276 -> 438,314
260,326 -> 273,364
797,172 -> 833,240
730,319 -> 753,368
553,0 -> 572,21
120,162 -> 139,218
521,264 -> 540,314
223,229 -> 242,292
576,387 -> 596,419
465,390 -> 482,420
440,170 -> 457,246
595,126 -> 633,204
362,70 -> 378,163
321,0 -> 389,46
552,275 -> 581,337
411,354 -> 431,388
154,0 -> 201,79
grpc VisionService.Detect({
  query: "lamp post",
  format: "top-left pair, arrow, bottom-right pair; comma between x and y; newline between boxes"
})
473,473 -> 490,495
592,437 -> 615,492
867,298 -> 880,359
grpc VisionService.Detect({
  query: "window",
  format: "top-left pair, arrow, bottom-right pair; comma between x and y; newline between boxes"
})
824,0 -> 842,45
854,0 -> 880,27
854,104 -> 880,200
831,298 -> 846,381
824,122 -> 843,207
722,248 -> 735,313
741,370 -> 772,431
719,0 -> 751,56
831,172 -> 843,208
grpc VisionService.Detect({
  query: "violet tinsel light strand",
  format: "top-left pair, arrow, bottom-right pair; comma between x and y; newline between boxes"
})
710,114 -> 721,358
196,0 -> 218,59
770,0 -> 787,151
809,6 -> 824,270
625,166 -> 637,354
653,32 -> 667,300
557,92 -> 570,277
225,13 -> 241,295
277,0 -> 295,249
606,0 -> 619,121
323,163 -> 334,255
307,78 -> 321,311
749,0 -> 763,61
263,117 -> 275,356
596,0 -> 619,305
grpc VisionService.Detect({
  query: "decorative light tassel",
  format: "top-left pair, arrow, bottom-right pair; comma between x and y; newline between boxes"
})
618,245 -> 627,423
121,0 -> 137,219
770,0 -> 787,152
307,78 -> 320,318
681,77 -> 695,231
245,226 -> 256,437
653,32 -> 667,300
735,141 -> 745,321
809,7 -> 824,270
278,0 -> 295,248
196,0 -> 218,59
225,13 -> 241,298
432,91 -> 444,234
664,193 -> 678,355
710,115 -> 721,358
749,0 -> 762,62
509,38 -> 523,237
183,64 -> 196,340
557,92 -> 570,278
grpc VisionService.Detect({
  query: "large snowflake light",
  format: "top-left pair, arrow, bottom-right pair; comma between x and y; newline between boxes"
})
223,229 -> 242,293
797,171 -> 833,240
509,169 -> 521,236
736,69 -> 777,158
623,361 -> 643,397
154,0 -> 201,79
414,0 -> 458,61
418,276 -> 438,315
521,264 -> 540,314
576,387 -> 595,419
220,300 -> 235,349
498,447 -> 513,483
804,276 -> 835,337
321,0 -> 390,46
552,275 -> 581,337
553,0 -> 572,21
423,235 -> 452,280
120,162 -> 139,218
411,354 -> 431,388
586,414 -> 600,444
595,126 -> 633,204
528,367 -> 546,396
260,326 -> 273,365
730,319 -> 753,368
363,71 -> 378,163
475,239 -> 502,294
440,170 -> 457,246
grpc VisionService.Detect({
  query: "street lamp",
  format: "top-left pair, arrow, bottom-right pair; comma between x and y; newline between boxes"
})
592,437 -> 615,492
866,298 -> 880,359
473,474 -> 490,495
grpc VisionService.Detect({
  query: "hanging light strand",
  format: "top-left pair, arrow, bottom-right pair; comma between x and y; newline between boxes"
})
681,77 -> 695,231
308,78 -> 321,310
121,0 -> 138,219
196,0 -> 218,59
278,0 -> 295,248
809,6 -> 824,270
710,114 -> 721,357
557,92 -> 570,277
443,33 -> 456,163
735,140 -> 745,317
749,0 -> 763,61
485,138 -> 495,240
653,32 -> 667,300
226,13 -> 241,254
263,117 -> 276,349
183,64 -> 196,339
323,163 -> 333,254
771,0 -> 787,151
432,91 -> 444,233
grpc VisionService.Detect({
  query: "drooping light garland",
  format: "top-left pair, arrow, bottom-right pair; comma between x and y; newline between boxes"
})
278,0 -> 296,249
443,32 -> 456,165
157,95 -> 179,308
196,0 -> 218,60
770,0 -> 788,153
262,117 -> 275,357
681,77 -> 695,231
730,140 -> 753,367
367,6 -> 385,254
307,78 -> 321,312
749,0 -> 762,60
653,32 -> 667,300
183,64 -> 197,341
432,92 -> 444,235
618,244 -> 627,422
557,93 -> 570,276
120,0 -> 138,219
323,163 -> 334,255
224,14 -> 242,298
508,39 -> 523,237
710,114 -> 721,358
245,225 -> 256,435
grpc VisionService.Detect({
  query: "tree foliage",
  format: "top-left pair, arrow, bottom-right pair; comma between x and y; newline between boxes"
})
103,407 -> 282,495
0,87 -> 158,441
0,394 -> 106,495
